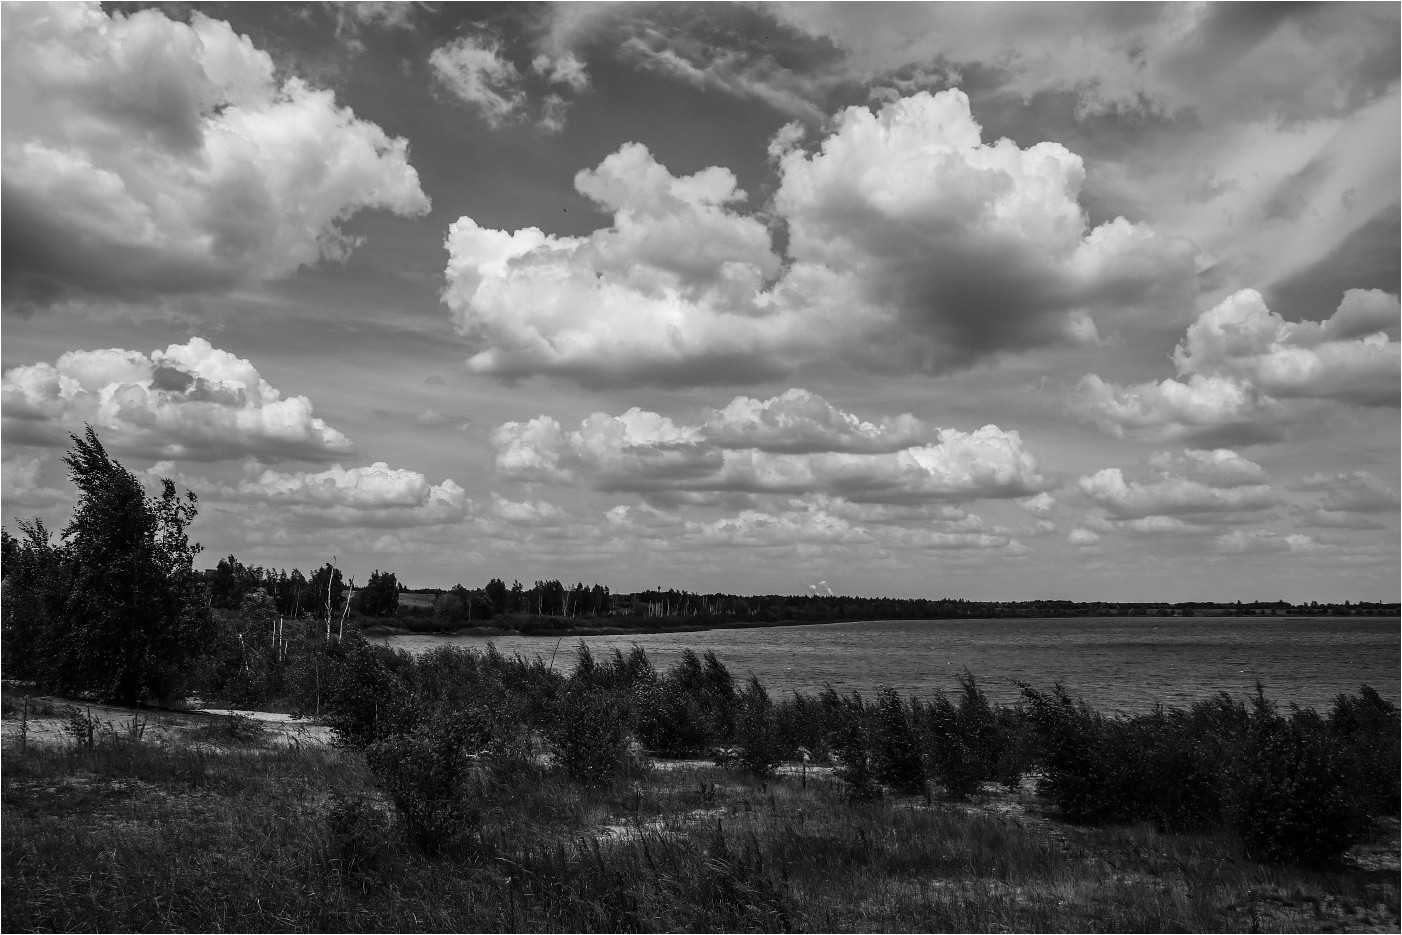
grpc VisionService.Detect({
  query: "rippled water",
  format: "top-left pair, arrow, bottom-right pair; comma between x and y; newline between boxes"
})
378,616 -> 1400,713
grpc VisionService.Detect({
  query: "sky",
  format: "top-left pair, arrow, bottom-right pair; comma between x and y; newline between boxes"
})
2,1 -> 1398,603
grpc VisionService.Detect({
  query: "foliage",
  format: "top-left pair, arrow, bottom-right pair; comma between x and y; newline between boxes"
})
549,680 -> 639,788
830,693 -> 883,803
926,673 -> 1011,798
872,686 -> 926,795
356,569 -> 400,619
1,428 -> 212,704
731,674 -> 783,779
364,718 -> 486,855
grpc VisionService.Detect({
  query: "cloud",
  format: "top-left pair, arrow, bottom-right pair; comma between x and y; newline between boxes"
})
1145,448 -> 1271,488
1292,471 -> 1401,513
413,409 -> 470,430
1,2 -> 429,310
1074,448 -> 1280,541
1067,527 -> 1101,546
1017,492 -> 1056,515
1073,289 -> 1400,442
1214,530 -> 1322,555
430,35 -> 528,126
1,338 -> 352,462
0,453 -> 69,509
1173,289 -> 1399,406
430,33 -> 590,132
227,462 -> 468,528
1077,467 -> 1278,520
701,389 -> 937,454
443,90 -> 1196,388
492,389 -> 1048,505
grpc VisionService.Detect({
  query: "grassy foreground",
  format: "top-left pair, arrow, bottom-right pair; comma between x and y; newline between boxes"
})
2,695 -> 1396,933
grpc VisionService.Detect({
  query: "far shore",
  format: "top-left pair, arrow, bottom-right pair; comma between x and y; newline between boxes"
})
359,611 -> 1397,641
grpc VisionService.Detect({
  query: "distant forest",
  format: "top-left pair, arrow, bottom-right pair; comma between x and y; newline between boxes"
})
199,554 -> 1400,631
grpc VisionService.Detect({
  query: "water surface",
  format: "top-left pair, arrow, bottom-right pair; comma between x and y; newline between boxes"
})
377,616 -> 1399,713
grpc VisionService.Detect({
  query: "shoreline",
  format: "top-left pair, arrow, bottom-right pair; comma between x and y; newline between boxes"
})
359,612 -> 1398,640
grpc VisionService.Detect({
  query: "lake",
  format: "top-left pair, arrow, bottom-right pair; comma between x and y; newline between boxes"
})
376,616 -> 1400,713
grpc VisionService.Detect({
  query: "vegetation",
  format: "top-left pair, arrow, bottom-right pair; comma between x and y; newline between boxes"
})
2,429 -> 1397,931
1,428 -> 211,705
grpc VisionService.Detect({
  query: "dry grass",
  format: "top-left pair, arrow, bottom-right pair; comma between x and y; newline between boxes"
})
2,693 -> 1397,933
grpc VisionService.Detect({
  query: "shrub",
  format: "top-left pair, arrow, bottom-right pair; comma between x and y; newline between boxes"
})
830,694 -> 882,803
1018,682 -> 1140,823
549,684 -> 639,788
1328,684 -> 1401,815
872,687 -> 926,794
1222,698 -> 1367,865
926,674 -> 1009,798
365,718 -> 485,855
731,675 -> 783,780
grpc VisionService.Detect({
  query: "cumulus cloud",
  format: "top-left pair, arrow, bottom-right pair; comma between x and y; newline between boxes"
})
1172,289 -> 1399,406
1292,471 -> 1400,513
1,338 -> 351,461
1077,467 -> 1278,520
493,389 -> 1048,506
1017,492 -> 1056,515
0,453 -> 69,509
1214,530 -> 1323,555
1,2 -> 429,309
1074,448 -> 1280,545
228,462 -> 467,528
1067,527 -> 1101,546
443,90 -> 1196,388
701,389 -> 936,453
1073,289 -> 1400,442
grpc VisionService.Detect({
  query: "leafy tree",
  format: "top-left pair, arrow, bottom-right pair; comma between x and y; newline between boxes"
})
0,427 -> 212,704
356,569 -> 400,618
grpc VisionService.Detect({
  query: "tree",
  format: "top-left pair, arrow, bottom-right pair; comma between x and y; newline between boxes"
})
1,427 -> 212,704
357,569 -> 400,618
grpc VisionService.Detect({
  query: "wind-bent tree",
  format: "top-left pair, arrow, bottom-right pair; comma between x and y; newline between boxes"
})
0,427 -> 212,704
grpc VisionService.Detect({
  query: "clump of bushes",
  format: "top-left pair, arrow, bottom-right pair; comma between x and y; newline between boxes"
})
1018,680 -> 1398,865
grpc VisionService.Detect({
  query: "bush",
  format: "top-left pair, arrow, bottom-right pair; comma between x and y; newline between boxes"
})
1328,684 -> 1401,815
925,674 -> 1009,798
365,717 -> 486,855
873,687 -> 926,795
830,694 -> 882,803
549,684 -> 639,788
1222,697 -> 1367,865
731,675 -> 783,779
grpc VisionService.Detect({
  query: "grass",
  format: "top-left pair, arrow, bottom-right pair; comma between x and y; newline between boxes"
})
3,707 -> 1396,933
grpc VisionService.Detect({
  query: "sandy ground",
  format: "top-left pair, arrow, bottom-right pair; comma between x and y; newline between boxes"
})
0,693 -> 333,749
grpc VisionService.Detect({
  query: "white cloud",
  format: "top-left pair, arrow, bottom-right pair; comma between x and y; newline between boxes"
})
431,34 -> 590,133
1173,289 -> 1399,406
0,453 -> 69,509
2,2 -> 429,309
701,388 -> 936,453
1214,530 -> 1322,555
229,462 -> 467,528
430,35 -> 528,126
443,91 -> 1196,388
1067,527 -> 1101,546
1017,492 -> 1056,515
1292,471 -> 1401,513
493,391 -> 1048,505
1073,289 -> 1400,442
1,338 -> 352,462
532,51 -> 590,92
1146,448 -> 1271,488
1077,467 -> 1278,519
